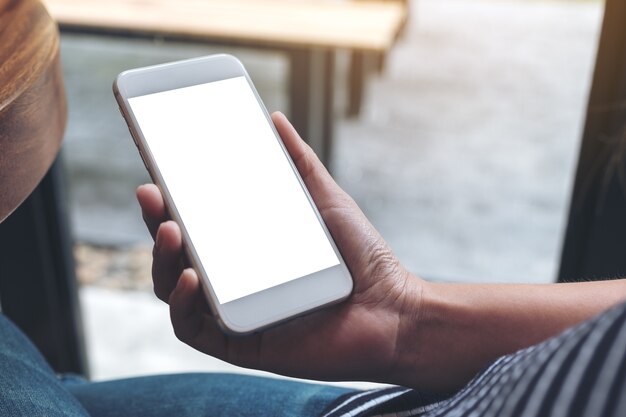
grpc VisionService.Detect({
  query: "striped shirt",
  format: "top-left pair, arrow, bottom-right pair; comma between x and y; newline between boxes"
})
321,300 -> 626,417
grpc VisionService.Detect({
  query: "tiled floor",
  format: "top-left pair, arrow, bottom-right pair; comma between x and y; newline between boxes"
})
61,0 -> 604,382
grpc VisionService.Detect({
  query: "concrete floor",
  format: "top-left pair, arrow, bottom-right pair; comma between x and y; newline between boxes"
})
59,0 -> 604,381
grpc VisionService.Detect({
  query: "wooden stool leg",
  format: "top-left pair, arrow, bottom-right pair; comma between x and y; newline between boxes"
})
288,48 -> 335,167
347,51 -> 365,118
0,156 -> 88,376
347,51 -> 386,118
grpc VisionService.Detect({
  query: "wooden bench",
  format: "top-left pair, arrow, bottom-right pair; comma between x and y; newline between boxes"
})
42,0 -> 407,166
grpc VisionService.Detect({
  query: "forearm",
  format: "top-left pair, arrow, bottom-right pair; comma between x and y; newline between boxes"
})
391,277 -> 626,392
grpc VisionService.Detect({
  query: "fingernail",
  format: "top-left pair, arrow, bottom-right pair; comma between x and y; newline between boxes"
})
176,269 -> 195,292
184,268 -> 196,281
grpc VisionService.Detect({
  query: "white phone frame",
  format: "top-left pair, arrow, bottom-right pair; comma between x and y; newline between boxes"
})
114,54 -> 353,334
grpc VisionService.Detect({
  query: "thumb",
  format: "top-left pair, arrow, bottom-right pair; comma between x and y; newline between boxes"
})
271,112 -> 387,282
271,111 -> 349,212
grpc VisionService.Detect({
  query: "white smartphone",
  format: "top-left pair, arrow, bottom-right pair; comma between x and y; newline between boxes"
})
113,54 -> 353,335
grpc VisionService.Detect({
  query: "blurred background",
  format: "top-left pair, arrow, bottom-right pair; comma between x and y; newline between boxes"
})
54,0 -> 603,385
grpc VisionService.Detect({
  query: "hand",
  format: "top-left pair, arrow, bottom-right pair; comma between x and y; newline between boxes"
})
137,112 -> 424,385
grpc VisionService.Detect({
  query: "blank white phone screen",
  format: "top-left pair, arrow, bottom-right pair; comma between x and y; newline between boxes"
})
128,76 -> 339,304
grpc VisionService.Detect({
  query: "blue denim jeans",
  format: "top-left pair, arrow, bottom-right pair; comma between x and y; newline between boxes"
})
0,314 -> 354,416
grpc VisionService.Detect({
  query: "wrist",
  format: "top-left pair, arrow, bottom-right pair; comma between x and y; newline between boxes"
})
384,272 -> 429,388
388,281 -> 503,392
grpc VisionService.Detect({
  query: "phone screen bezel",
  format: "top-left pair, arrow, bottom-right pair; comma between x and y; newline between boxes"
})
114,54 -> 352,334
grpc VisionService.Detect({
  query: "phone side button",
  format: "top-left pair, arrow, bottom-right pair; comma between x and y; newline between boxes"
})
138,151 -> 157,183
138,150 -> 148,169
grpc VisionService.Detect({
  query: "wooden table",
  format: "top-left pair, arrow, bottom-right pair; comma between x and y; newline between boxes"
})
43,0 -> 407,165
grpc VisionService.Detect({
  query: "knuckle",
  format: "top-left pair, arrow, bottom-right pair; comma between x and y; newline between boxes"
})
294,147 -> 316,183
367,240 -> 400,280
